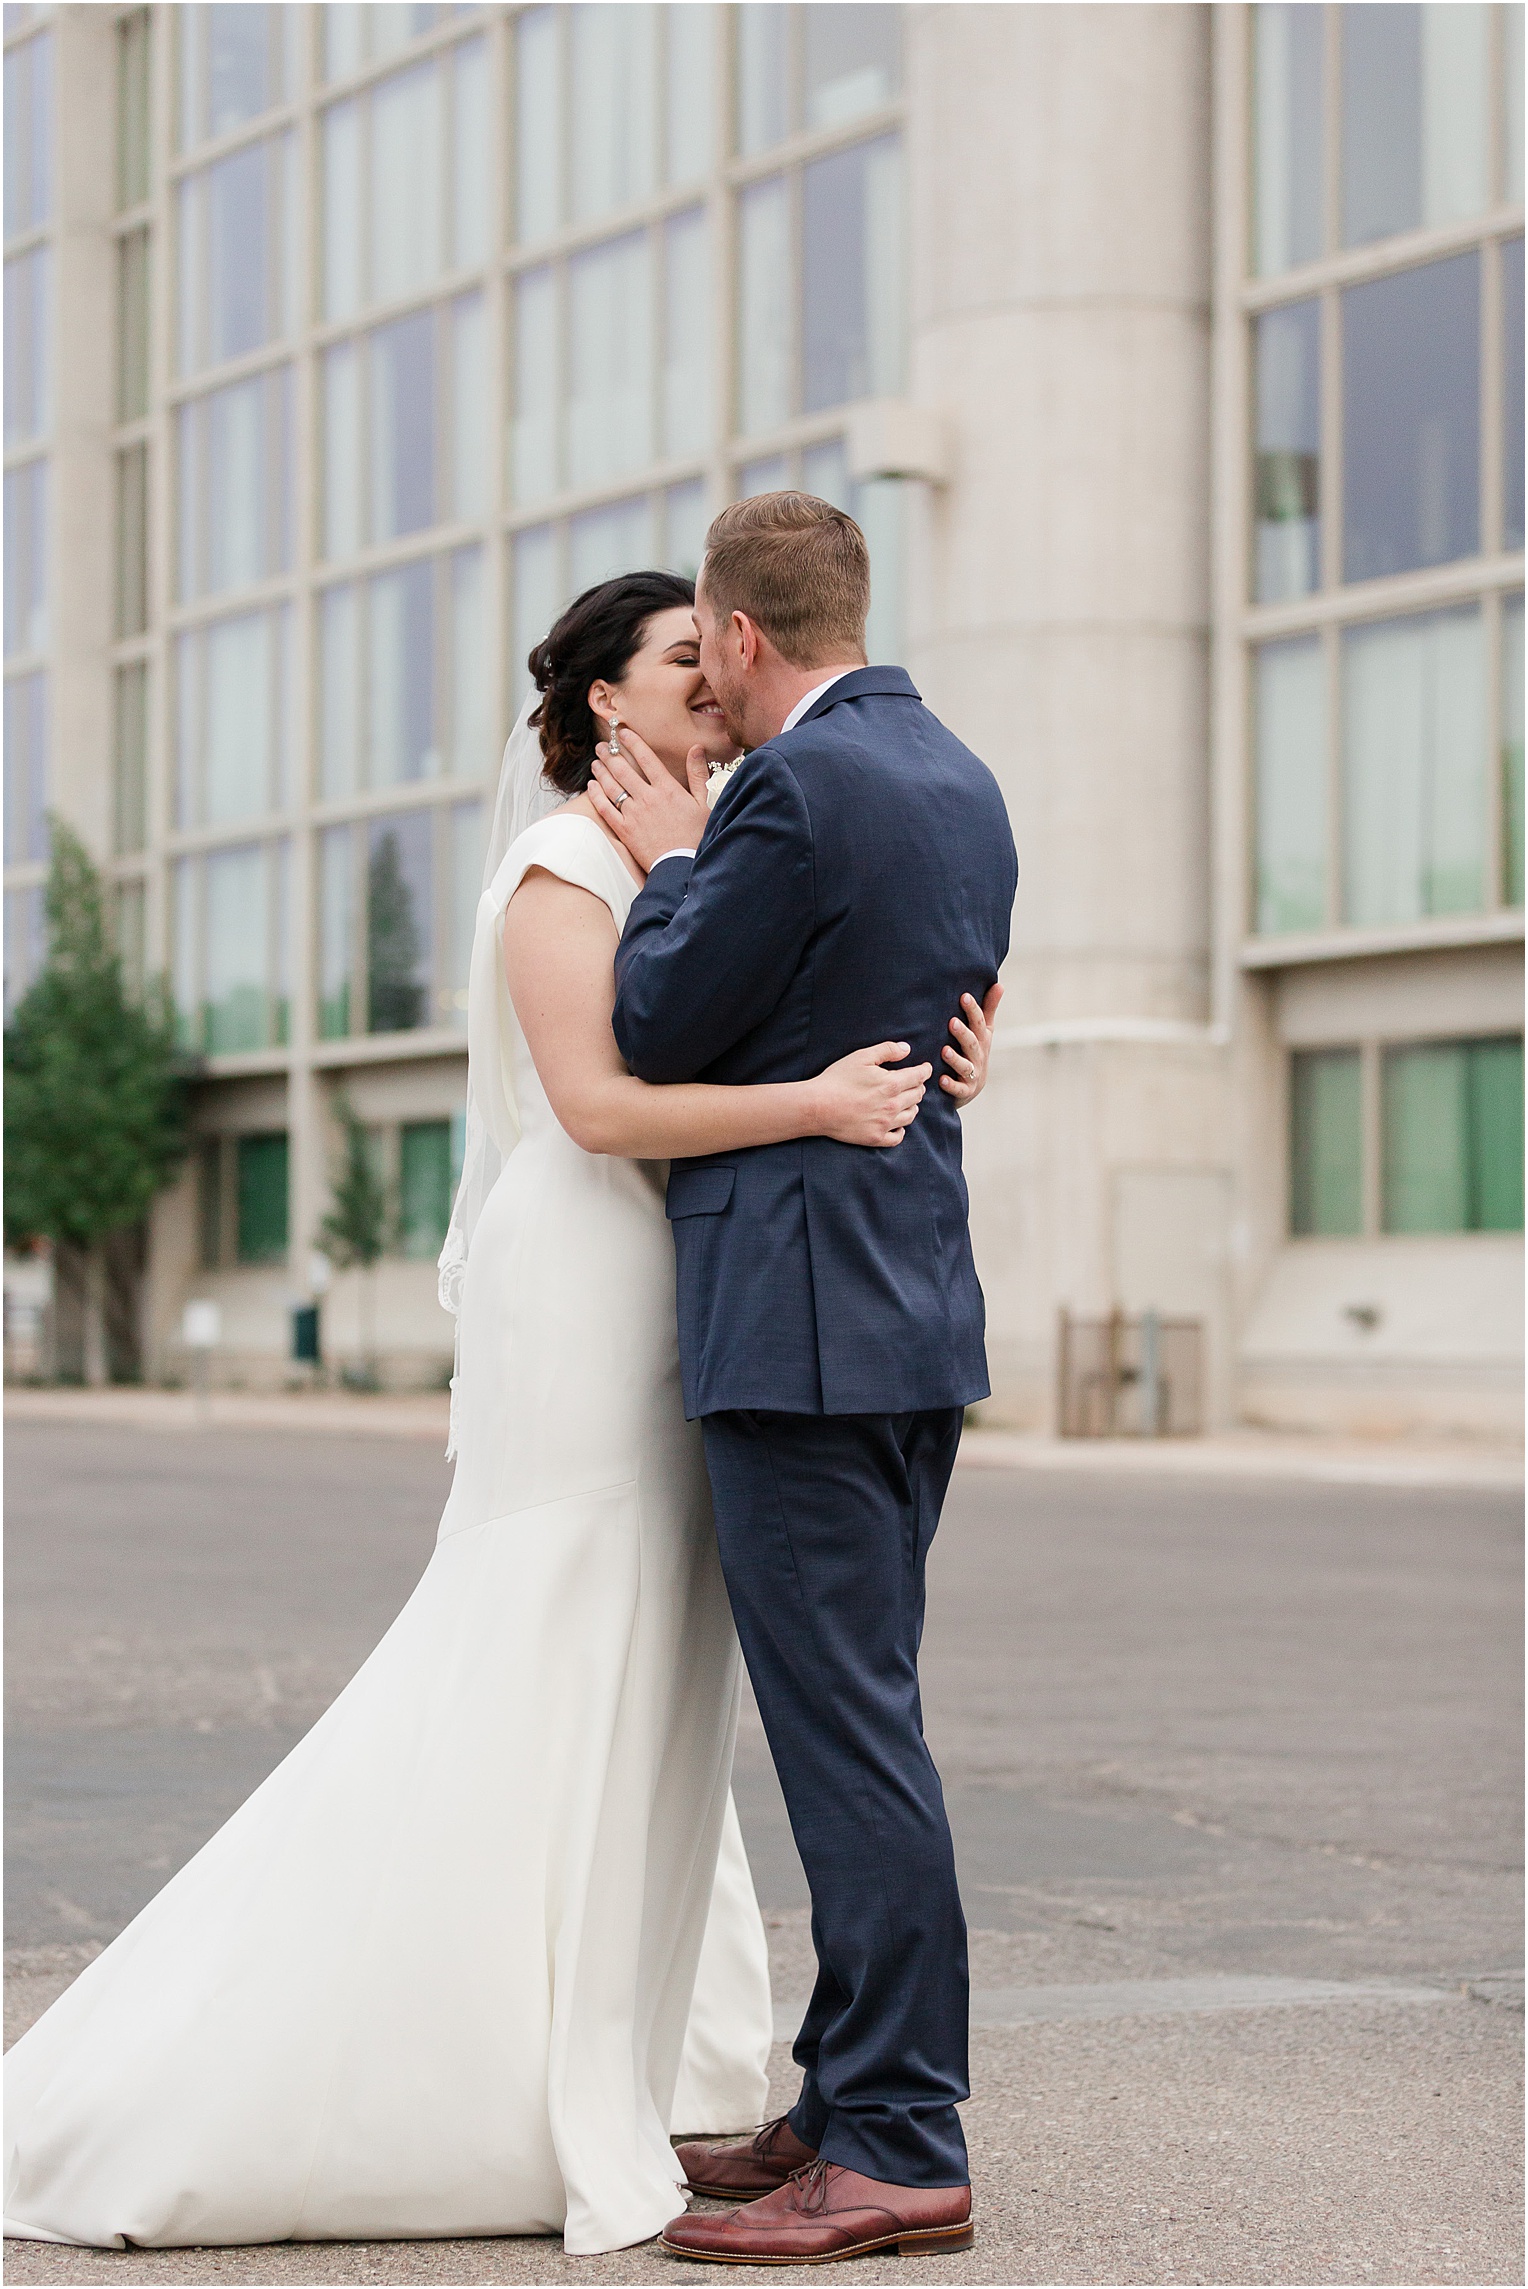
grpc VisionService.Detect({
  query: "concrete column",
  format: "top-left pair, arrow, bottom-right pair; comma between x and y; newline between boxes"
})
903,5 -> 1226,1423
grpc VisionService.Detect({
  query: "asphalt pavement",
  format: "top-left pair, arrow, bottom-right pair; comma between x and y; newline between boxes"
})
4,1415 -> 1522,2286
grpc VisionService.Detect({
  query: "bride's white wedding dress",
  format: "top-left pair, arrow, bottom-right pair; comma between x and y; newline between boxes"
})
4,813 -> 774,2255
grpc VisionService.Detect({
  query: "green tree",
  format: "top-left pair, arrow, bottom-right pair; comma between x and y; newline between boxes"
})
367,830 -> 424,1034
318,1098 -> 395,1385
4,821 -> 189,1384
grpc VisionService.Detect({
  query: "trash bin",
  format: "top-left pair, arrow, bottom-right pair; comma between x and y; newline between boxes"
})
291,1302 -> 321,1365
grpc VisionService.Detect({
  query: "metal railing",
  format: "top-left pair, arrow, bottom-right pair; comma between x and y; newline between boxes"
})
1056,1307 -> 1204,1438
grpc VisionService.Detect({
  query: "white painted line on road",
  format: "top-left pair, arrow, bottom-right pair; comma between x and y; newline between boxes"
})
771,1973 -> 1457,2042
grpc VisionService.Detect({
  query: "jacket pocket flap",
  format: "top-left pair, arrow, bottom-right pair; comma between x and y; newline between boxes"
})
666,1165 -> 736,1219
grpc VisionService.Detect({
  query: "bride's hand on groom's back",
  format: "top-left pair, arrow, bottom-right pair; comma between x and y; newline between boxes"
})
939,983 -> 1003,1107
812,1042 -> 933,1147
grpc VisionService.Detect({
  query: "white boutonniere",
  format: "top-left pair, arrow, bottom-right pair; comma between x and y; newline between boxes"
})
707,760 -> 743,810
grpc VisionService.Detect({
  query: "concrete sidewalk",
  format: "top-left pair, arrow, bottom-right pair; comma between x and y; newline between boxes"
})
6,1384 -> 1521,1487
4,1418 -> 1521,2284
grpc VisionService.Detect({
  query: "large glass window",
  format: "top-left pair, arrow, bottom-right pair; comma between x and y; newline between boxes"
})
736,3 -> 899,154
4,28 -> 52,239
174,605 -> 293,827
802,136 -> 904,413
1255,635 -> 1327,932
368,810 -> 432,1033
1252,4 -> 1521,277
114,662 -> 148,857
4,244 -> 49,444
568,232 -> 654,490
1253,298 -> 1320,601
506,4 -> 909,741
317,800 -> 480,1040
1289,1048 -> 1363,1235
4,457 -> 46,656
176,132 -> 298,375
569,494 -> 655,594
321,4 -> 465,83
116,442 -> 149,639
1342,605 -> 1487,925
172,837 -> 291,1053
1252,2 -> 1324,276
514,4 -> 722,243
116,11 -> 151,211
176,366 -> 292,601
1509,7 -> 1526,203
320,37 -> 486,323
1503,237 -> 1524,552
319,545 -> 481,796
3,668 -> 47,864
318,823 -> 353,1039
3,882 -> 45,1018
1246,8 -> 1522,955
739,140 -> 903,434
570,4 -> 657,223
663,207 -> 712,459
176,4 -> 294,153
737,178 -> 791,436
1382,1036 -> 1524,1232
117,229 -> 150,421
322,296 -> 483,556
1342,254 -> 1479,583
1341,3 -> 1491,249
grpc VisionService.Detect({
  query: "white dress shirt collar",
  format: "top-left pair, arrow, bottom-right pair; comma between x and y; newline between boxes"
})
781,669 -> 858,736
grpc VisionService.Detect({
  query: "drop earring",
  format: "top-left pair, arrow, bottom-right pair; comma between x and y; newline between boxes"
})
607,715 -> 621,757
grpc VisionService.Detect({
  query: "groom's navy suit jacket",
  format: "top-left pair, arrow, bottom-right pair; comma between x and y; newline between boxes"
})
611,666 -> 1018,1422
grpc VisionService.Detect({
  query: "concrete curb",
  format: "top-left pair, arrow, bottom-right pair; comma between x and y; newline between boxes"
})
5,1389 -> 1521,1486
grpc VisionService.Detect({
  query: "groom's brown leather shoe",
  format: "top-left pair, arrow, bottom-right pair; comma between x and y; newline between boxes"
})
660,2159 -> 974,2263
675,2114 -> 818,2200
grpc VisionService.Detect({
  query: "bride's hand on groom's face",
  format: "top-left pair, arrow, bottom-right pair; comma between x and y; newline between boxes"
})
939,983 -> 1003,1107
589,725 -> 711,873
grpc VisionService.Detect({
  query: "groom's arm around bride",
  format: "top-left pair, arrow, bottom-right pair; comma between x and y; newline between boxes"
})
598,491 -> 1018,2266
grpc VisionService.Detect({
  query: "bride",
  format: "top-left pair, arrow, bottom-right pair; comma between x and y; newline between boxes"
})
4,570 -> 996,2257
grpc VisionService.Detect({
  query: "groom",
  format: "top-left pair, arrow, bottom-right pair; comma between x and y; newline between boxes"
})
592,493 -> 1018,2265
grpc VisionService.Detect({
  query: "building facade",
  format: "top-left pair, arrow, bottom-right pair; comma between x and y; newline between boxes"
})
4,1 -> 1523,1434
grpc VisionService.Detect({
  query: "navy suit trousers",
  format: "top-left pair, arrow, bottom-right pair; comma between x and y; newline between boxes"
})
700,1407 -> 970,2186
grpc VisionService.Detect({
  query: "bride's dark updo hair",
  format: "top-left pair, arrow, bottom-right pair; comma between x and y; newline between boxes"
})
527,571 -> 697,797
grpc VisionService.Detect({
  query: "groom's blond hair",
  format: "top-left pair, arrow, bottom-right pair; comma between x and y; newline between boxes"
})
700,493 -> 870,668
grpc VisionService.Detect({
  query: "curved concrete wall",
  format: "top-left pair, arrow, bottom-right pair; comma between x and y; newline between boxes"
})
902,5 -> 1221,1421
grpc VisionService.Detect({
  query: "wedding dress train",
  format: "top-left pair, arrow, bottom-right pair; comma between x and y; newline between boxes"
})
4,814 -> 774,2254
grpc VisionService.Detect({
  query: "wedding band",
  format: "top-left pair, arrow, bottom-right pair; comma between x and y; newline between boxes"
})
611,789 -> 628,809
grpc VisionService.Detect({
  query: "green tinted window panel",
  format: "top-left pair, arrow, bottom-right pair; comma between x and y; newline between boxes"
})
1289,1048 -> 1362,1235
1465,1037 -> 1524,1233
1383,1036 -> 1525,1234
399,1119 -> 452,1259
236,1130 -> 289,1263
1382,1043 -> 1468,1232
